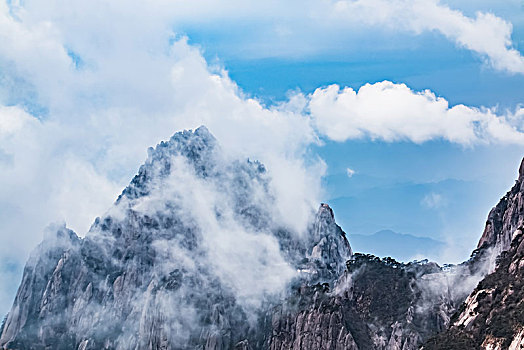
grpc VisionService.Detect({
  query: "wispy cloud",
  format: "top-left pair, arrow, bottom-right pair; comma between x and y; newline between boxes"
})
329,0 -> 524,74
346,167 -> 356,178
421,192 -> 446,209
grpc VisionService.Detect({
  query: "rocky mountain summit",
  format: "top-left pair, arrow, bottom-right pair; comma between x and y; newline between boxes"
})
0,126 -> 352,349
0,127 -> 523,349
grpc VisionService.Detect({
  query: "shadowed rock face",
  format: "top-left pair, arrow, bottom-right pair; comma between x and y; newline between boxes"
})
268,252 -> 481,350
0,126 -> 522,350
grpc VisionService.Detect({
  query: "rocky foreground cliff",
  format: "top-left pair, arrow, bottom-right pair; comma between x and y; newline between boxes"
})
477,159 -> 524,258
423,227 -> 524,349
423,164 -> 524,349
0,127 -> 523,349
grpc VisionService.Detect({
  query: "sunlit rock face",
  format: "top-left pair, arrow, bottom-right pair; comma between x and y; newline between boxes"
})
423,229 -> 524,350
421,159 -> 524,350
477,158 -> 524,257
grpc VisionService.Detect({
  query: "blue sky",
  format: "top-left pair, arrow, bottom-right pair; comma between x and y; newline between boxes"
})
0,0 -> 524,314
182,1 -> 524,108
178,1 -> 524,260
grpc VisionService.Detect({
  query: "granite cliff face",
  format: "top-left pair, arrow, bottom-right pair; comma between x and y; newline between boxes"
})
0,127 -> 522,349
423,229 -> 524,349
423,161 -> 524,350
302,203 -> 352,283
477,158 -> 524,257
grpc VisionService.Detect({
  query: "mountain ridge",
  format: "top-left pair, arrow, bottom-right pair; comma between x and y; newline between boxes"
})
0,126 -> 522,349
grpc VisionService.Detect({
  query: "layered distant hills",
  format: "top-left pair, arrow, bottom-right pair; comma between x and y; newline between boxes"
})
348,230 -> 446,262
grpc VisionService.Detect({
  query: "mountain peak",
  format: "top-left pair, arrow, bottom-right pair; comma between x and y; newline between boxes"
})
167,125 -> 217,150
4,128 -> 521,350
193,124 -> 213,138
119,126 -> 219,202
318,203 -> 335,219
306,203 -> 352,281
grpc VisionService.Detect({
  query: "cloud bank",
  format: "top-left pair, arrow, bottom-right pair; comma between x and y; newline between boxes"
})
3,0 -> 522,75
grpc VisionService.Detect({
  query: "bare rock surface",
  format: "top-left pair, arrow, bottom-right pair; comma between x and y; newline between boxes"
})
477,158 -> 524,256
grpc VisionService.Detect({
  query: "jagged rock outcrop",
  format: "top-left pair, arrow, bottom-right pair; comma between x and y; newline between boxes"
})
422,158 -> 524,350
0,225 -> 80,349
423,228 -> 524,349
477,158 -> 524,257
1,127 -> 279,349
305,203 -> 352,282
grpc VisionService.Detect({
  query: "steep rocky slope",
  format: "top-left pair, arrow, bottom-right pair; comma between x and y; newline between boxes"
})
269,252 -> 488,350
423,228 -> 524,349
421,159 -> 524,350
477,158 -> 524,257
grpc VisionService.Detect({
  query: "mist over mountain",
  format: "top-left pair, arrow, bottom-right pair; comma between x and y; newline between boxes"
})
0,127 -> 349,349
0,127 -> 523,349
424,229 -> 524,349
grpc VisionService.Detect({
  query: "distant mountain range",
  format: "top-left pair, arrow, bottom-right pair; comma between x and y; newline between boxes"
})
348,229 -> 446,262
322,171 -> 498,260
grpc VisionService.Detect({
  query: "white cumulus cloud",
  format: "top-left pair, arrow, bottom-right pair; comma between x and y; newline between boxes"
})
308,81 -> 524,145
